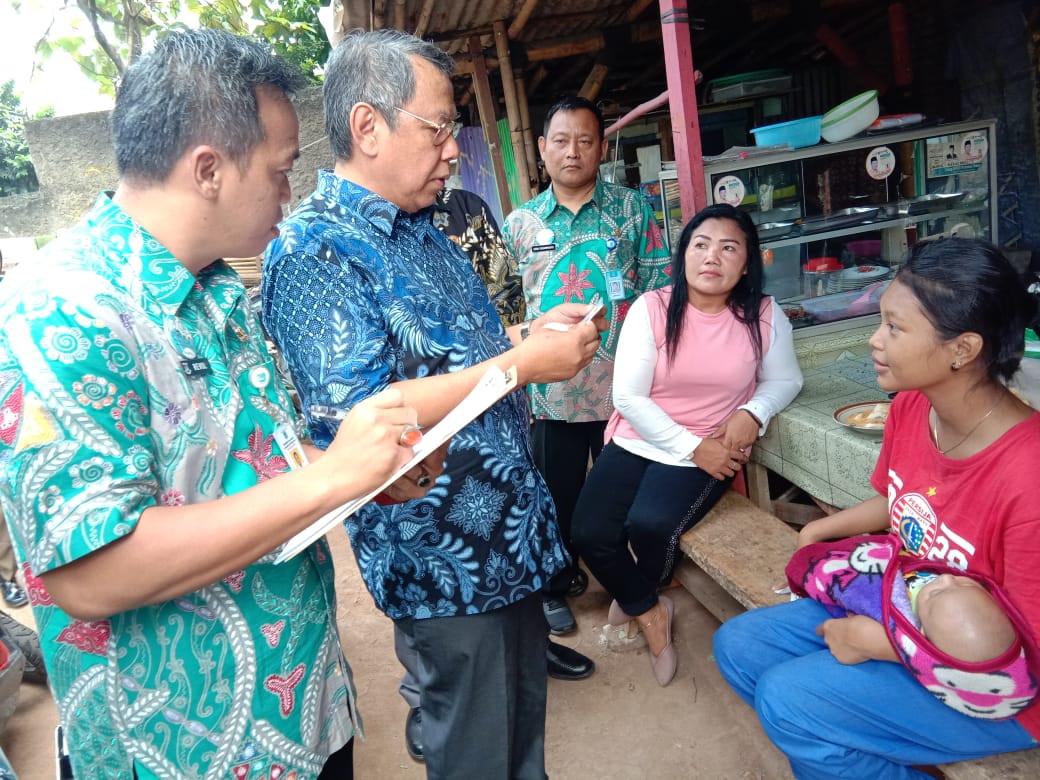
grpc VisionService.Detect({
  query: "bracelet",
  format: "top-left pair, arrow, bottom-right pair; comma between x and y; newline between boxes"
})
743,408 -> 763,428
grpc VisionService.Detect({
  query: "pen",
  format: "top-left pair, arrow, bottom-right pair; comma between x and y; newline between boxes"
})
309,405 -> 424,446
309,404 -> 348,422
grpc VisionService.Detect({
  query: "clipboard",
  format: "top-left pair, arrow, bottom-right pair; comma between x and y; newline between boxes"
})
275,364 -> 519,563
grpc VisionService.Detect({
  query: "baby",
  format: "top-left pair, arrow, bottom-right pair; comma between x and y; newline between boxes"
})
786,533 -> 1040,720
907,569 -> 1016,663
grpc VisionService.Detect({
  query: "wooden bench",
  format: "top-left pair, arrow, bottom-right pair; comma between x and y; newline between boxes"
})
676,489 -> 1040,780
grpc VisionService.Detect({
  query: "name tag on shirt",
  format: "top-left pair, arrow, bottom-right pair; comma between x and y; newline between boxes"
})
181,358 -> 212,378
533,243 -> 557,252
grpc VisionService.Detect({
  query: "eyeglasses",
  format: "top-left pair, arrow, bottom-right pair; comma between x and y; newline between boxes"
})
394,107 -> 462,145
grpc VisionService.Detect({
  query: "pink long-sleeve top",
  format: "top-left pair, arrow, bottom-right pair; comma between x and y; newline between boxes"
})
605,286 -> 803,469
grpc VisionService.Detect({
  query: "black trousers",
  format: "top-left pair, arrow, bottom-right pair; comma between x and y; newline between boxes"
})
529,418 -> 606,595
317,739 -> 354,779
394,596 -> 549,780
572,442 -> 732,616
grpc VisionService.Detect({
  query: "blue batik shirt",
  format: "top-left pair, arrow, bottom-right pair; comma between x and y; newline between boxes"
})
262,171 -> 567,620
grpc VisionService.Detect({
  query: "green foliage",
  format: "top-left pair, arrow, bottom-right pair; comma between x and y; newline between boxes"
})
0,81 -> 40,197
43,0 -> 330,96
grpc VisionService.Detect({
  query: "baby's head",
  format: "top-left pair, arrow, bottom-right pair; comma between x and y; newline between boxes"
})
916,573 -> 1017,662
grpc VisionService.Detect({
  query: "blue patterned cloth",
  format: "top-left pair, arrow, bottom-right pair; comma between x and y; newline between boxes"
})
262,171 -> 567,620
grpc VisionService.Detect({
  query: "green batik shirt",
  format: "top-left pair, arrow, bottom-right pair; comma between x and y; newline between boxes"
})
502,178 -> 671,421
0,195 -> 356,780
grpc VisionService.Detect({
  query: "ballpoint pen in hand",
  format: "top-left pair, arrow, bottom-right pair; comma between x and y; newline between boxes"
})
308,405 -> 424,447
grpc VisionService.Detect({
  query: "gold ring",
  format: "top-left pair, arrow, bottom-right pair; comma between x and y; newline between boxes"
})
400,425 -> 423,447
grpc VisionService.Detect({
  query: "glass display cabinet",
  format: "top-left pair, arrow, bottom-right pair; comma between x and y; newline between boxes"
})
660,119 -> 997,334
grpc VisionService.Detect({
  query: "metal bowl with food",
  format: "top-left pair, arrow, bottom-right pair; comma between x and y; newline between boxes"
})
834,401 -> 891,436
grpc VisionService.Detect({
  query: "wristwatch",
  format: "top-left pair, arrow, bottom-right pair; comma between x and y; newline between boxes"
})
520,321 -> 531,340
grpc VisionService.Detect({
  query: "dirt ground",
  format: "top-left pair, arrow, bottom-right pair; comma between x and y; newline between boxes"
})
0,529 -> 793,779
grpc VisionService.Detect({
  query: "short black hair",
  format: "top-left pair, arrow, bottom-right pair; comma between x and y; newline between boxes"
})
112,29 -> 305,182
543,95 -> 605,139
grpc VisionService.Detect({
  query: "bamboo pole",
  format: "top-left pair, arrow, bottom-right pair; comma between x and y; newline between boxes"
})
468,35 -> 514,216
493,20 -> 533,203
414,0 -> 436,38
507,0 -> 543,39
578,62 -> 609,102
516,76 -> 540,197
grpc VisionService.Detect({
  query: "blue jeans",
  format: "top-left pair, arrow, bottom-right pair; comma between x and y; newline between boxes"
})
713,599 -> 1037,779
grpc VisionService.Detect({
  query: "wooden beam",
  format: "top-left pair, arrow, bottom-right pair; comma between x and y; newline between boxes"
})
659,0 -> 706,219
414,0 -> 435,38
392,0 -> 405,30
526,21 -> 660,62
507,0 -> 542,39
494,20 -> 534,202
468,35 -> 514,216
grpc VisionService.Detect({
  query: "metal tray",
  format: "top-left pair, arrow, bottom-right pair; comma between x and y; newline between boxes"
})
903,192 -> 966,216
801,207 -> 879,233
758,221 -> 799,240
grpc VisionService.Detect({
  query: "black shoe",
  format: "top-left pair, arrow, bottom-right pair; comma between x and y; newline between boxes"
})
566,569 -> 589,598
547,640 -> 595,681
543,596 -> 577,635
565,569 -> 590,599
405,706 -> 424,762
1,580 -> 26,608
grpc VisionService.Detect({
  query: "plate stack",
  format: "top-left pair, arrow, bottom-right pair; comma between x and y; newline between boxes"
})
836,265 -> 889,292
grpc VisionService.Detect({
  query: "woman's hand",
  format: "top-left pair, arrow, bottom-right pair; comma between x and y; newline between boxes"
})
691,437 -> 747,480
381,439 -> 452,503
816,615 -> 898,664
714,409 -> 760,454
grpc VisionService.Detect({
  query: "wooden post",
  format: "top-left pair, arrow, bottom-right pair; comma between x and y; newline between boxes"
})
494,20 -> 533,204
392,0 -> 405,30
468,35 -> 514,216
516,76 -> 540,198
659,0 -> 705,219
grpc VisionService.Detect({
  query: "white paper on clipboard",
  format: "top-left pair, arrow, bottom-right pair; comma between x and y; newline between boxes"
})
275,364 -> 519,563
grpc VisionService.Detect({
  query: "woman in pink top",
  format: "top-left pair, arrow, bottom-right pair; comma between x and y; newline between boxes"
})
571,204 -> 802,686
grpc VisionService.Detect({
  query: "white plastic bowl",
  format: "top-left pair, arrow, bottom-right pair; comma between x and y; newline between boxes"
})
821,90 -> 879,143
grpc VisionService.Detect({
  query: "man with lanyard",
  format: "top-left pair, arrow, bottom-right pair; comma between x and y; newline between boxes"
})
502,96 -> 671,636
262,29 -> 605,779
0,30 -> 439,780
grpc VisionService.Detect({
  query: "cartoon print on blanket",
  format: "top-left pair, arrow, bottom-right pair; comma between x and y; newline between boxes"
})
786,533 -> 1040,720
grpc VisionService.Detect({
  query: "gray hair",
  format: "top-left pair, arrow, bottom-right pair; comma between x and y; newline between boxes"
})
323,29 -> 455,161
112,29 -> 306,182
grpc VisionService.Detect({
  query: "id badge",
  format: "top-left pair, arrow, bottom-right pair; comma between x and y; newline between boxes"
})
605,269 -> 625,301
274,423 -> 309,470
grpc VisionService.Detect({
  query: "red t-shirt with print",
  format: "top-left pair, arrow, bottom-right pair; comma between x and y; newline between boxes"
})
872,389 -> 1040,738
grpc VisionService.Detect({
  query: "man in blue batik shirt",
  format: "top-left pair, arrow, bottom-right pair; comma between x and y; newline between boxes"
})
262,29 -> 605,780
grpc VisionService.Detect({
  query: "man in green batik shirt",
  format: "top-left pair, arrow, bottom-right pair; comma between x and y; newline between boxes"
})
502,96 -> 671,636
0,30 -> 432,780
